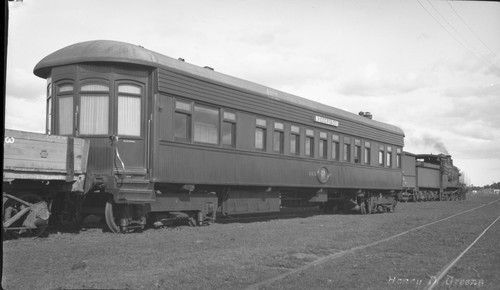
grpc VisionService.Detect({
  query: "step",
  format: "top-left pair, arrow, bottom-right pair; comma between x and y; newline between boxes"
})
115,187 -> 156,203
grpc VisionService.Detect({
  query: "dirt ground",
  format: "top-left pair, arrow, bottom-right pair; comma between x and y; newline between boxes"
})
2,194 -> 499,290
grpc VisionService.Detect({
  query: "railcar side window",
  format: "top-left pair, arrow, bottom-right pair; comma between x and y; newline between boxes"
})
79,83 -> 109,135
117,84 -> 141,137
378,145 -> 385,166
386,146 -> 393,167
255,118 -> 267,151
222,111 -> 236,147
319,132 -> 327,159
396,148 -> 402,168
290,125 -> 300,156
354,139 -> 361,164
364,141 -> 371,165
56,83 -> 74,135
343,137 -> 351,162
273,122 -> 284,153
46,80 -> 52,134
332,134 -> 339,161
305,129 -> 314,157
174,100 -> 192,141
194,105 -> 219,144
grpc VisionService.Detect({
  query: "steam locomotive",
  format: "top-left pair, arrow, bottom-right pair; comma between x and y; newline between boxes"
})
400,153 -> 465,202
2,40 -> 465,237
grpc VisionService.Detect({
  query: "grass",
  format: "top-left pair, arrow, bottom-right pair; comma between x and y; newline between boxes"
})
2,195 -> 499,290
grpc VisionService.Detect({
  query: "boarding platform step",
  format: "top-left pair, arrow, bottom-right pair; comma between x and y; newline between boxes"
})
114,178 -> 155,203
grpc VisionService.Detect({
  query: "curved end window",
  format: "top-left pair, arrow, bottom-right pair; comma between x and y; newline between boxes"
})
79,82 -> 110,135
118,96 -> 141,136
118,84 -> 142,137
46,80 -> 53,135
79,96 -> 109,135
56,82 -> 74,135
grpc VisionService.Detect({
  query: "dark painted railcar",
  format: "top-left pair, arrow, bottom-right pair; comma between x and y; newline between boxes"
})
32,40 -> 405,232
400,153 -> 465,201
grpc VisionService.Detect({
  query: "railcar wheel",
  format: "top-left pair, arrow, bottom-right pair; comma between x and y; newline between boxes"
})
104,201 -> 145,233
390,202 -> 397,213
3,193 -> 48,239
366,198 -> 373,214
104,201 -> 121,233
360,201 -> 367,215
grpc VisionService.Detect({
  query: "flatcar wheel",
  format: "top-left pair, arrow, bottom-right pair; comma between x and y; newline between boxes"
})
104,201 -> 121,233
3,193 -> 48,239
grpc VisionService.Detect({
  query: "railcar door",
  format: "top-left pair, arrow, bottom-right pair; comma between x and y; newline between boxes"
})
114,81 -> 148,177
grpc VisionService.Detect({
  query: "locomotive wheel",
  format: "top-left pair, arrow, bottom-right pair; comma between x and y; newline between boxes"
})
104,201 -> 121,233
3,193 -> 48,239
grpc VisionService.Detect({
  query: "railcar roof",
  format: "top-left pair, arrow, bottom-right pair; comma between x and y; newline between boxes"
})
34,40 -> 404,136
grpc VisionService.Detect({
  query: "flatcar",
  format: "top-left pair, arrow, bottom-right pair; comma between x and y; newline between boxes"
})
5,40 -> 406,234
400,152 -> 466,201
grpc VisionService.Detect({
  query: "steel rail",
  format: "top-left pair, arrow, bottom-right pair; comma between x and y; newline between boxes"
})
426,213 -> 500,290
244,198 -> 500,290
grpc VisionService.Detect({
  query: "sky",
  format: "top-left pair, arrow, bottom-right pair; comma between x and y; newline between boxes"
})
5,0 -> 500,186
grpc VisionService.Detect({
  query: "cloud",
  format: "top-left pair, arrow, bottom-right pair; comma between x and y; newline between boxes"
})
336,63 -> 427,96
443,84 -> 500,135
6,68 -> 46,101
436,52 -> 500,78
228,24 -> 287,47
5,94 -> 46,133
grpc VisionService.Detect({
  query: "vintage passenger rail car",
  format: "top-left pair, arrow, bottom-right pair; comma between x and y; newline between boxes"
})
2,40 -> 464,236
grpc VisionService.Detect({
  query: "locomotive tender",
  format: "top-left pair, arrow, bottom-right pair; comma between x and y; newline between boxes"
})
401,153 -> 465,201
5,40 -> 460,235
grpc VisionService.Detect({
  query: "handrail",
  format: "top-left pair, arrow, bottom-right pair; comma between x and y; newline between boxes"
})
109,135 -> 126,183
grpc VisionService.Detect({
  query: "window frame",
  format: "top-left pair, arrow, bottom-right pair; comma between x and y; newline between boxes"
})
364,141 -> 371,165
255,118 -> 267,151
117,83 -> 143,137
193,103 -> 220,145
174,99 -> 193,142
222,110 -> 236,148
319,131 -> 328,159
354,139 -> 361,164
273,122 -> 284,153
386,146 -> 393,167
46,78 -> 53,135
396,148 -> 402,168
331,134 -> 340,161
305,129 -> 315,157
55,80 -> 75,136
378,145 -> 385,167
343,137 -> 351,162
290,125 -> 300,156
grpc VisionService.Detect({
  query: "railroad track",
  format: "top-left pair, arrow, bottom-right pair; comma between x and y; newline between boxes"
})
245,198 -> 500,290
215,207 -> 321,224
